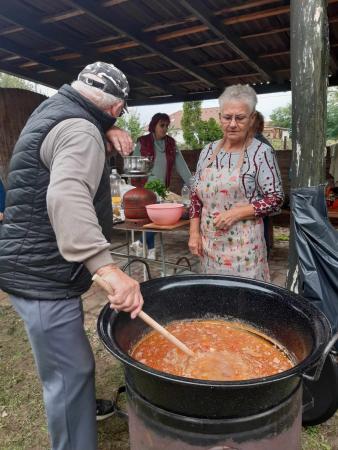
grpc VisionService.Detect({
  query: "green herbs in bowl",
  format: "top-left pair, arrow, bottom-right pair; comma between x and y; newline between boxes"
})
144,179 -> 168,200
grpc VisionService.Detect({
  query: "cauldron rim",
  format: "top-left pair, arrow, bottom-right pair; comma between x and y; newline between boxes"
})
98,274 -> 332,388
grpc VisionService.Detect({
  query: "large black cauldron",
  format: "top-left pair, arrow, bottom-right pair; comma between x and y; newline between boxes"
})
98,275 -> 332,418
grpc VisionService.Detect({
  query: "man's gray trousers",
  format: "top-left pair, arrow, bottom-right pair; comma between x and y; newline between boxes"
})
10,295 -> 97,450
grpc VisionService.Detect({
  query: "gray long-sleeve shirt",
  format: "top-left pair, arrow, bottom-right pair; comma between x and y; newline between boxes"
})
40,118 -> 113,275
133,135 -> 191,185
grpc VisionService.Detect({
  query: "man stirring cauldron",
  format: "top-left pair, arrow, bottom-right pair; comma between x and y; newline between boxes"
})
0,62 -> 143,450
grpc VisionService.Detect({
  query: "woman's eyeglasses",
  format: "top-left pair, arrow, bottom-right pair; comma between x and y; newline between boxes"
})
219,114 -> 251,124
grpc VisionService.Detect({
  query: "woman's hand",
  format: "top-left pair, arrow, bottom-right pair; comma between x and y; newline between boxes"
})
106,126 -> 133,155
213,204 -> 255,230
213,210 -> 241,231
96,264 -> 144,319
189,233 -> 203,256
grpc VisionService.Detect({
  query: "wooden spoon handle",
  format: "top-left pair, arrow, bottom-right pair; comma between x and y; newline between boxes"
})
92,273 -> 194,357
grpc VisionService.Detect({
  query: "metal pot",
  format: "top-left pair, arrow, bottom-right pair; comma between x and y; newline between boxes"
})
123,156 -> 153,175
97,275 -> 337,419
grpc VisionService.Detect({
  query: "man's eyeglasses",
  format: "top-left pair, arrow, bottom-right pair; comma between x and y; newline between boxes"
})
219,114 -> 251,124
158,123 -> 169,129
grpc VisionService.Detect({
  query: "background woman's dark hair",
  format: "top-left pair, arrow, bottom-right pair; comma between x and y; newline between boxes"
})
253,111 -> 265,135
148,113 -> 170,133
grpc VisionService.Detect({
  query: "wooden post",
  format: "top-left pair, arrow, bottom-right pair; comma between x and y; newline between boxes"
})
287,0 -> 329,290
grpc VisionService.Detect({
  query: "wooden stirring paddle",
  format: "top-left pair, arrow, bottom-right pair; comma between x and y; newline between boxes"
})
92,274 -> 194,357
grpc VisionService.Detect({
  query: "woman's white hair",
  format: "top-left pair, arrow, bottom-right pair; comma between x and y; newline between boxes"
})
218,84 -> 257,112
71,80 -> 121,110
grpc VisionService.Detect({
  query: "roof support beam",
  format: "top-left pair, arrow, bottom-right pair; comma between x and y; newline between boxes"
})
178,0 -> 273,81
0,3 -> 173,95
64,0 -> 223,88
0,36 -> 76,78
0,61 -> 68,88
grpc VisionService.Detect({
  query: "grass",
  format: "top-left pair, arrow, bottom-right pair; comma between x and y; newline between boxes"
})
1,303 -> 337,450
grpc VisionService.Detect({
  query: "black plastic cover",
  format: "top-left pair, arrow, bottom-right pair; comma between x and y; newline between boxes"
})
291,185 -> 338,424
291,185 -> 338,346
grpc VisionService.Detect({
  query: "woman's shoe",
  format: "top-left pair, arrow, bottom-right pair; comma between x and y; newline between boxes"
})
147,248 -> 156,260
129,240 -> 143,256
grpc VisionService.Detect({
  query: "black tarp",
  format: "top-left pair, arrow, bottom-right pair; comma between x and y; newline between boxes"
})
291,185 -> 338,349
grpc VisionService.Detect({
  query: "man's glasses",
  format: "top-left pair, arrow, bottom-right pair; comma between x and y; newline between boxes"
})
158,123 -> 169,128
219,114 -> 251,124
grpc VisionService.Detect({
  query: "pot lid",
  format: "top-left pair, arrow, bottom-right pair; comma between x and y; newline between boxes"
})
302,352 -> 338,426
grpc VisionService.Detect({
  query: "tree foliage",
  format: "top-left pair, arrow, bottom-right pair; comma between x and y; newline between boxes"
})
270,90 -> 338,141
270,104 -> 292,129
327,88 -> 338,140
181,101 -> 202,149
181,101 -> 223,149
0,72 -> 34,90
115,111 -> 144,141
197,118 -> 223,146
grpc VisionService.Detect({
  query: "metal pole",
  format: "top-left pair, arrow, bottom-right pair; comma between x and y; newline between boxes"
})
287,0 -> 329,290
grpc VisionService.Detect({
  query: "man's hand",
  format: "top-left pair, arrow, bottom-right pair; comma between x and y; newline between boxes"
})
96,264 -> 143,319
106,126 -> 133,156
0,212 -> 3,222
188,232 -> 203,256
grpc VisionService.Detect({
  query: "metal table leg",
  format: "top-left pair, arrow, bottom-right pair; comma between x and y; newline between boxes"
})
126,231 -> 131,276
159,233 -> 166,276
142,231 -> 147,281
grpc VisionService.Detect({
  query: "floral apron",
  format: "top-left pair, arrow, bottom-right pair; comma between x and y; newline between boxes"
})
196,150 -> 270,281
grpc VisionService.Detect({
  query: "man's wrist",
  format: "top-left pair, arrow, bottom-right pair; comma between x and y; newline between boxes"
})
96,264 -> 119,276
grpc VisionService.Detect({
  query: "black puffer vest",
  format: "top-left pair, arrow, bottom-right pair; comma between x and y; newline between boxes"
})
0,85 -> 114,300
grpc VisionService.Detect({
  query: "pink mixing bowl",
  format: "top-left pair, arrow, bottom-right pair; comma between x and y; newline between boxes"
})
145,203 -> 184,225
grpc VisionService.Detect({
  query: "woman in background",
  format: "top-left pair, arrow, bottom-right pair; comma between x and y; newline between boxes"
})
131,113 -> 191,258
189,85 -> 284,281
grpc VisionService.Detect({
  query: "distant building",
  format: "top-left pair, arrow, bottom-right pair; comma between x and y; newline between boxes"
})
168,108 -> 290,146
264,122 -> 290,140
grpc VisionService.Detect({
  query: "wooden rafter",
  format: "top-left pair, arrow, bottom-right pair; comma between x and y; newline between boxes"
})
98,40 -> 139,52
224,6 -> 290,25
64,0 -> 222,88
0,2 -> 172,94
0,26 -> 24,36
0,60 -> 67,88
174,40 -> 224,52
178,0 -> 272,81
123,53 -> 157,61
156,25 -> 208,42
215,0 -> 281,15
241,27 -> 290,40
143,16 -> 196,33
0,35 -> 75,78
41,9 -> 84,24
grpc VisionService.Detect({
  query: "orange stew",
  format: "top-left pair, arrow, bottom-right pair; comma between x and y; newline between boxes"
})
130,320 -> 294,381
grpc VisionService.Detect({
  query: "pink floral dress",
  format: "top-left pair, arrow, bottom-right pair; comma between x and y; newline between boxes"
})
196,150 -> 270,281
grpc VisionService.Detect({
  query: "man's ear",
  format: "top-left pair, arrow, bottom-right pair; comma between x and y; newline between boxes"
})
110,100 -> 124,118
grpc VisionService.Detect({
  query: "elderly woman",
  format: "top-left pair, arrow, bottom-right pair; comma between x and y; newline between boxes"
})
131,112 -> 191,258
189,85 -> 284,281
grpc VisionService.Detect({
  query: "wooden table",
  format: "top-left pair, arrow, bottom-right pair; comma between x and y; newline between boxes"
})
111,221 -> 194,279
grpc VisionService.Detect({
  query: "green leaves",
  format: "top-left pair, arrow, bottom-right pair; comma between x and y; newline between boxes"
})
115,111 -> 145,142
144,179 -> 168,199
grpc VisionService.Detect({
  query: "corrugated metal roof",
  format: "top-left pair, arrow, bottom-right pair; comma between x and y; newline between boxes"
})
0,0 -> 336,105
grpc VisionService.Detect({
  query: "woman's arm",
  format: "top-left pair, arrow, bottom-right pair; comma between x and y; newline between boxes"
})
188,217 -> 203,256
251,146 -> 284,216
175,149 -> 191,185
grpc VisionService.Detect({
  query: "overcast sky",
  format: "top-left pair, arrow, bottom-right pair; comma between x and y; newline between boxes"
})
131,91 -> 292,126
39,84 -> 291,126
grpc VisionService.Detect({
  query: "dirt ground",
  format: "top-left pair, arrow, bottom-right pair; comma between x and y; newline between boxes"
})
0,228 -> 337,449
